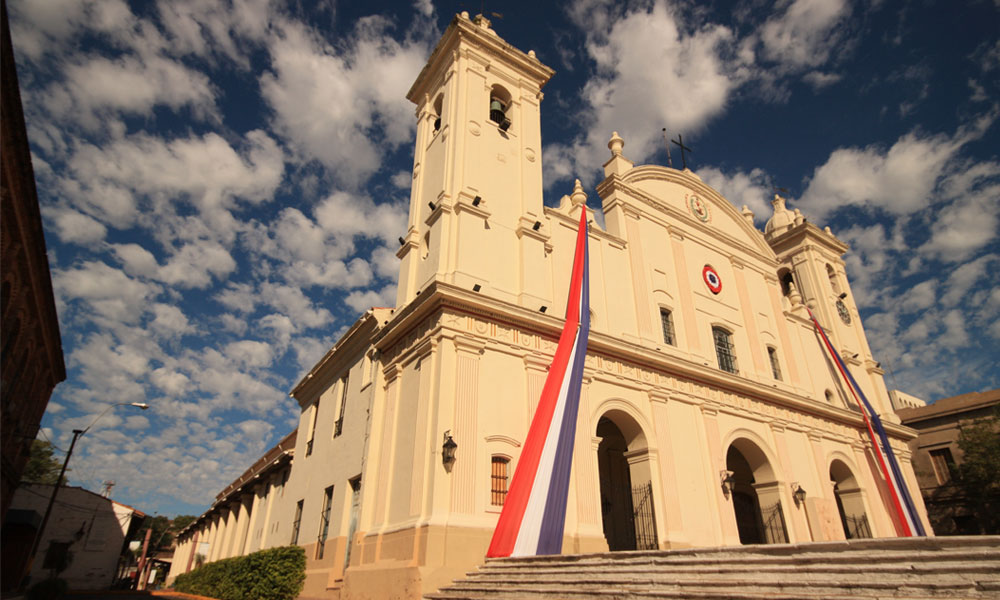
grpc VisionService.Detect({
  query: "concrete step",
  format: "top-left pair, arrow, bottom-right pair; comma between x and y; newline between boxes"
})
428,537 -> 1000,600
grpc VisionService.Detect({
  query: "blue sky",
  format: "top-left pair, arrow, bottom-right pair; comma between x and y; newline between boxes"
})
9,0 -> 998,517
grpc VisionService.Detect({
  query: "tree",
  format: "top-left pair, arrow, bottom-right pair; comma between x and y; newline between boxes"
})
956,406 -> 1000,534
21,440 -> 67,485
171,515 -> 198,534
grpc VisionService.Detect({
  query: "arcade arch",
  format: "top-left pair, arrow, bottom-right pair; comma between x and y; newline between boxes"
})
595,408 -> 658,551
724,437 -> 788,544
830,458 -> 872,539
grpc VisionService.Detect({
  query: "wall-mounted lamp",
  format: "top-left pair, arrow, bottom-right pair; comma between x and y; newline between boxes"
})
428,201 -> 437,211
398,236 -> 405,246
720,470 -> 735,498
792,483 -> 807,507
472,196 -> 482,206
532,221 -> 542,231
442,430 -> 457,467
472,284 -> 482,292
539,306 -> 547,313
838,292 -> 848,299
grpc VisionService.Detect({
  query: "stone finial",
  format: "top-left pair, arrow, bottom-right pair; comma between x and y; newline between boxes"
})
473,14 -> 491,28
528,50 -> 536,59
824,226 -> 833,235
793,208 -> 804,226
461,10 -> 469,19
570,179 -> 587,207
741,205 -> 755,225
608,131 -> 625,156
788,281 -> 802,306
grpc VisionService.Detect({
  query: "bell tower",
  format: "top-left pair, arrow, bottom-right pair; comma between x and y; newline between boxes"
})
765,196 -> 894,416
395,12 -> 555,309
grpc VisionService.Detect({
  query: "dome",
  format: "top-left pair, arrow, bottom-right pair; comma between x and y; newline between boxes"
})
764,195 -> 793,237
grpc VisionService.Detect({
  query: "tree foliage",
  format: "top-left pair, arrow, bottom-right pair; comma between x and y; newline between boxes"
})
22,440 -> 66,485
172,546 -> 306,600
956,406 -> 1000,533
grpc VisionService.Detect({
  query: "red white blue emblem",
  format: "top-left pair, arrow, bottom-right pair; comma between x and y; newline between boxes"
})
703,265 -> 722,294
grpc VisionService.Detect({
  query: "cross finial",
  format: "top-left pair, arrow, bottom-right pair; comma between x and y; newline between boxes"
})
671,134 -> 693,170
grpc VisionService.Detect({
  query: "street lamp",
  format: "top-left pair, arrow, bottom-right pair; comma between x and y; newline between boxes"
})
22,402 -> 149,587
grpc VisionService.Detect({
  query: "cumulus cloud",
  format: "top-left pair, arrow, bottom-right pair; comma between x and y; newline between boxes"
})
697,166 -> 772,225
260,17 -> 430,187
759,0 -> 851,70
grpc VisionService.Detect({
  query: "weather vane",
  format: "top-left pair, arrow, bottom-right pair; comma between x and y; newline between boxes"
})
671,134 -> 693,170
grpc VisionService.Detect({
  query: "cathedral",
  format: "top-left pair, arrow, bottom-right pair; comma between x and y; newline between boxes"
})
168,13 -> 931,600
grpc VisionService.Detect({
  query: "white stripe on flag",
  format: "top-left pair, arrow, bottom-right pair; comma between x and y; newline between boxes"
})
511,326 -> 582,556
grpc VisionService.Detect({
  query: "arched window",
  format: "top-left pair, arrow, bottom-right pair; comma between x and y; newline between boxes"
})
432,94 -> 443,133
659,308 -> 675,346
489,84 -> 512,131
491,456 -> 509,506
778,269 -> 795,297
826,264 -> 841,295
767,346 -> 782,380
712,326 -> 738,374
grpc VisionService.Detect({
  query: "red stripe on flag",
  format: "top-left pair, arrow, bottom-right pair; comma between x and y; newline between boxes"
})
486,209 -> 589,557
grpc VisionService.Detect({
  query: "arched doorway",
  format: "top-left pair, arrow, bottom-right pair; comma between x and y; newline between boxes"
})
726,439 -> 788,544
830,459 -> 871,539
596,411 -> 658,551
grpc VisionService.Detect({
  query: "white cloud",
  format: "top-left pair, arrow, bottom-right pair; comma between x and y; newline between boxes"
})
46,54 -> 218,129
225,340 -> 274,369
696,166 -> 772,225
759,0 -> 851,70
802,70 -> 842,90
54,261 -> 160,325
61,130 -> 284,235
47,207 -> 108,245
259,283 -> 332,330
260,17 -> 430,187
345,284 -> 397,313
112,243 -> 160,278
941,254 -> 998,306
158,240 -> 237,289
150,303 -> 194,338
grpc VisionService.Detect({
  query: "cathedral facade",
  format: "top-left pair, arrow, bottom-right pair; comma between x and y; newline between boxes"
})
169,13 -> 931,600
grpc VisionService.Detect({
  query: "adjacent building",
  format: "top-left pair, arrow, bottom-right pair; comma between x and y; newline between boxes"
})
4,483 -> 147,591
897,389 -> 1000,535
169,13 -> 932,600
0,0 -> 67,524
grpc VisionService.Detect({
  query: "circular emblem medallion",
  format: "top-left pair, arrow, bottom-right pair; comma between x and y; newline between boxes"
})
703,265 -> 722,294
836,299 -> 851,324
689,195 -> 711,222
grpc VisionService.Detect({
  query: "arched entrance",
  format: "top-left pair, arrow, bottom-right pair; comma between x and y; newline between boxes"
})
830,459 -> 871,539
596,411 -> 658,551
726,439 -> 788,544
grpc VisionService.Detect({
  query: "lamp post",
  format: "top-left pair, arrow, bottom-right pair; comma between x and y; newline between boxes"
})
22,402 -> 149,587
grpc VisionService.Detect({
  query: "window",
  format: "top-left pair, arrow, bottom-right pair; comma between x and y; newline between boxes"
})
432,94 -> 443,133
316,486 -> 334,559
826,264 -> 842,295
291,500 -> 304,545
767,346 -> 782,380
712,327 -> 738,374
306,401 -> 319,456
929,448 -> 956,485
659,309 -> 675,346
334,374 -> 349,437
491,456 -> 509,506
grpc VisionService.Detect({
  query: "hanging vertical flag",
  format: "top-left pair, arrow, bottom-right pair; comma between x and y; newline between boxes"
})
806,307 -> 925,536
487,208 -> 590,558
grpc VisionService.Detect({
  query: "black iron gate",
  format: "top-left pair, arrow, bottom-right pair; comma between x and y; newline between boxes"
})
844,514 -> 872,539
631,481 -> 658,550
760,501 -> 789,544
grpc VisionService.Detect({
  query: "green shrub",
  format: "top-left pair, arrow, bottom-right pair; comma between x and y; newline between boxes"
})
172,545 -> 305,600
26,577 -> 67,600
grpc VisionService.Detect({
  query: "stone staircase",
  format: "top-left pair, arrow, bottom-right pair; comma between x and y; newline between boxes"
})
426,536 -> 1000,599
